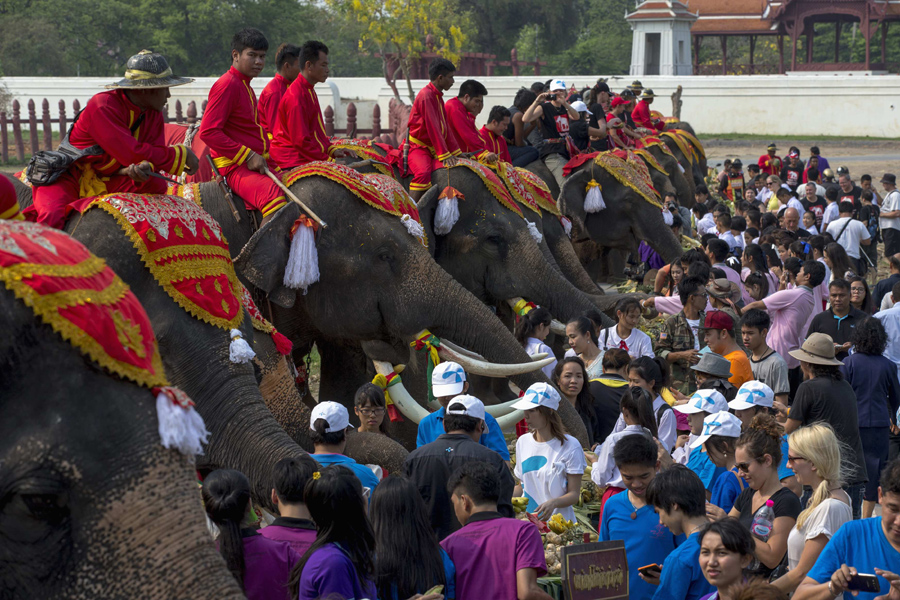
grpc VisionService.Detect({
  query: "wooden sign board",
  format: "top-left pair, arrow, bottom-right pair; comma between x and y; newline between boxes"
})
560,541 -> 628,600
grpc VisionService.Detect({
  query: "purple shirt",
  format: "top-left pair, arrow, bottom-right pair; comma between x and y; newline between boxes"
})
298,542 -> 377,600
713,262 -> 745,298
639,241 -> 667,270
763,286 -> 814,369
259,517 -> 317,557
239,530 -> 300,600
441,512 -> 546,600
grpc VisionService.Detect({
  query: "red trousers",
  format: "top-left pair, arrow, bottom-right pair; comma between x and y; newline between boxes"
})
33,167 -> 166,229
222,160 -> 286,218
408,146 -> 444,192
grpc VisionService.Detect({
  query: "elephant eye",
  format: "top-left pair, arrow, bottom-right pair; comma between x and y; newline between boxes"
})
487,234 -> 504,245
21,493 -> 69,524
377,249 -> 393,263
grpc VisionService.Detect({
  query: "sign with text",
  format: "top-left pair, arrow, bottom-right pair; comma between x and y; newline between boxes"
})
560,541 -> 628,600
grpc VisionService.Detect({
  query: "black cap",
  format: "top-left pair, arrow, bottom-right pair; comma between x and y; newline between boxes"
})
882,173 -> 897,185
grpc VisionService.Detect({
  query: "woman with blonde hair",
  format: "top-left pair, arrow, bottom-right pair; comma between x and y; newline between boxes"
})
770,423 -> 851,595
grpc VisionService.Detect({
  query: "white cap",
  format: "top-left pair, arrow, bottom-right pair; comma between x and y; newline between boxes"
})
431,361 -> 467,397
511,382 -> 561,411
729,380 -> 775,411
310,401 -> 350,433
570,100 -> 588,113
446,394 -> 489,433
675,389 -> 729,415
691,411 -> 743,448
549,79 -> 567,91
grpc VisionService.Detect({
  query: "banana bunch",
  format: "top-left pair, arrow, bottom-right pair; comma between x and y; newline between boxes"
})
547,513 -> 575,534
511,497 -> 529,514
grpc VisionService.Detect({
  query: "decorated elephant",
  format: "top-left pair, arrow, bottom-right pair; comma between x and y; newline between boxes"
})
661,128 -> 707,188
0,220 -> 242,599
635,141 -> 696,208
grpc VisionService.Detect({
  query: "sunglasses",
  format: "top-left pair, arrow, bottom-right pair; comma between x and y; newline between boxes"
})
735,462 -> 752,473
787,454 -> 807,463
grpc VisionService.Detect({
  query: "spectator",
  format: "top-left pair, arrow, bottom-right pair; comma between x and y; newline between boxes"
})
794,458 -> 900,600
783,207 -> 811,238
781,150 -> 805,193
203,469 -> 299,600
740,310 -> 790,405
822,187 -> 840,229
770,424 -> 852,595
785,333 -> 868,519
861,173 -> 883,206
823,241 -> 857,282
589,348 -> 633,442
261,456 -> 320,555
512,383 -> 586,521
873,254 -> 900,310
354,383 -> 390,436
673,390 -> 730,495
699,311 -> 752,388
656,275 -> 706,395
806,279 -> 867,361
370,475 -> 455,600
566,316 -> 604,379
744,260 -> 825,401
808,235 -> 832,308
876,282 -> 900,377
442,462 -> 552,600
622,357 -> 677,451
521,80 -> 580,187
762,175 -> 781,208
505,88 -> 541,158
567,100 -> 606,152
715,213 -> 741,253
554,357 -> 600,448
309,402 -> 380,494
759,142 -> 783,176
693,411 -> 746,514
600,434 -> 677,600
837,173 -> 863,213
850,275 -> 876,315
742,245 -> 777,294
880,174 -> 900,257
809,146 -> 830,171
642,465 -> 715,600
691,352 -> 738,403
706,239 -> 745,296
515,307 -> 557,379
405,394 -> 514,540
655,257 -> 685,297
697,518 -> 756,600
803,211 -> 819,236
743,271 -> 771,301
292,466 -> 377,600
695,185 -> 713,218
727,414 -> 802,579
598,297 -> 655,359
843,318 -> 900,519
486,105 -> 537,168
416,362 -> 510,460
802,182 -> 827,228
705,279 -> 746,350
859,190 -> 880,275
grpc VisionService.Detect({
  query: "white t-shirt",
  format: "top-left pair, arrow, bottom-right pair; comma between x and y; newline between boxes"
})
696,213 -> 716,236
718,230 -> 741,251
514,433 -> 586,522
787,197 -> 806,215
686,318 -> 701,350
806,224 -> 819,236
525,337 -> 557,380
826,217 -> 871,259
881,190 -> 900,231
591,424 -> 647,489
756,187 -> 773,204
613,395 -> 676,451
787,498 -> 852,570
599,326 -> 655,360
822,202 -> 840,228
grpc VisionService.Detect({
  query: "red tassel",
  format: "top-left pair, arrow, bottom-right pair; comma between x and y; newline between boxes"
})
387,404 -> 404,423
439,186 -> 464,201
271,331 -> 293,355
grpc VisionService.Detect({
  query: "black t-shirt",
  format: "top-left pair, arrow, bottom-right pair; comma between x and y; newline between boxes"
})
780,164 -> 805,192
537,102 -> 569,158
503,105 -> 519,144
860,203 -> 880,241
569,117 -> 591,152
588,103 -> 609,151
733,486 -> 802,577
806,307 -> 868,360
589,375 -> 628,444
802,196 -> 827,228
838,185 -> 863,217
791,377 -> 868,484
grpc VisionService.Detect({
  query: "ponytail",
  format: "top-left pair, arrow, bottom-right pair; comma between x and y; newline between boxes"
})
202,469 -> 251,590
515,307 -> 552,346
620,386 -> 658,439
736,413 -> 783,468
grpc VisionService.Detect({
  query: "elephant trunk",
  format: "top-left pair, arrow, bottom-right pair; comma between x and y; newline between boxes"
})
543,220 -> 604,296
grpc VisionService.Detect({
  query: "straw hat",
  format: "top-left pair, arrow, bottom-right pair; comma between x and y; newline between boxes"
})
106,50 -> 193,90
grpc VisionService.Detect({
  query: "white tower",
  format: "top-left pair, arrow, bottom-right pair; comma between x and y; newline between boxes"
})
626,0 -> 698,76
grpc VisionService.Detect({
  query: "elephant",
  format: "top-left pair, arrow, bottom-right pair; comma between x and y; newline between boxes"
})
661,130 -> 706,189
639,144 -> 695,208
0,225 -> 242,599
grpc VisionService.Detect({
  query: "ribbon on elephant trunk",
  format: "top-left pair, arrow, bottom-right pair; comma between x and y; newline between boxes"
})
371,368 -> 405,423
411,329 -> 442,404
511,298 -> 537,324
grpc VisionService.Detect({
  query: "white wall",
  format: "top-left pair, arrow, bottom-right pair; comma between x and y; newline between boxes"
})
3,74 -> 899,137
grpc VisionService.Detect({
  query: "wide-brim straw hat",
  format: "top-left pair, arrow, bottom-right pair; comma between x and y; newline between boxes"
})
106,50 -> 193,90
788,332 -> 844,366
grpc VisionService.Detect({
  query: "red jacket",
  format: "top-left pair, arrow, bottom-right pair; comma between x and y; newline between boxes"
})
479,126 -> 511,163
631,100 -> 664,132
270,73 -> 332,168
258,73 -> 290,140
68,89 -> 187,177
407,82 -> 459,161
199,66 -> 268,171
758,154 -> 783,176
445,97 -> 488,160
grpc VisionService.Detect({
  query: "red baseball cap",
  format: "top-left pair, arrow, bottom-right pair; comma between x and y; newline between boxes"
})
698,310 -> 734,332
611,97 -> 627,108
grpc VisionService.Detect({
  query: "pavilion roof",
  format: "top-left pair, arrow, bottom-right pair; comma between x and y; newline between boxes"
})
684,0 -> 775,34
625,0 -> 699,21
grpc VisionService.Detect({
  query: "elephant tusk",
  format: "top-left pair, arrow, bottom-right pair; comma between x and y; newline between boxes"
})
494,409 -> 526,432
483,397 -> 522,418
436,343 -> 556,377
441,337 -> 548,362
371,360 -> 432,424
506,298 -> 567,337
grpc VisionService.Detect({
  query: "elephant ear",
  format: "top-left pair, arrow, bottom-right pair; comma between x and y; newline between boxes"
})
558,169 -> 591,233
234,203 -> 301,309
415,185 -> 442,258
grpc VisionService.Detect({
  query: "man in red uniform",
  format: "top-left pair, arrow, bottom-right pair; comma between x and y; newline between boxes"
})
631,89 -> 665,132
271,40 -> 346,169
757,142 -> 782,176
406,58 -> 460,201
258,43 -> 301,139
199,28 -> 287,220
479,106 -> 512,165
31,50 -> 199,229
445,80 -> 497,165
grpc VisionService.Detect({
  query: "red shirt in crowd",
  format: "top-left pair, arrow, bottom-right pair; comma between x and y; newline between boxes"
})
479,126 -> 511,163
758,153 -> 782,176
631,100 -> 664,131
270,73 -> 332,168
199,66 -> 269,170
445,97 -> 488,160
257,73 -> 290,139
407,82 -> 460,161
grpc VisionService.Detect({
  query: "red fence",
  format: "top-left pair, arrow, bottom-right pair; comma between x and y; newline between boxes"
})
0,98 -> 394,164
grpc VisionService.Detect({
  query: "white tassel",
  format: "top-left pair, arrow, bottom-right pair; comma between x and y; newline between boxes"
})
155,387 -> 210,458
584,181 -> 606,213
434,196 -> 459,235
229,329 -> 256,364
560,216 -> 573,238
283,221 -> 320,293
678,163 -> 685,173
400,214 -> 425,243
526,220 -> 543,243
662,209 -> 674,226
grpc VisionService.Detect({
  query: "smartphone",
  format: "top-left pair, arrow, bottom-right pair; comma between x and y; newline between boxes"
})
425,584 -> 444,595
848,573 -> 881,593
638,564 -> 662,577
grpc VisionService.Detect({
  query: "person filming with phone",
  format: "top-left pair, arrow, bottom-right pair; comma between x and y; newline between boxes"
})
521,80 -> 580,188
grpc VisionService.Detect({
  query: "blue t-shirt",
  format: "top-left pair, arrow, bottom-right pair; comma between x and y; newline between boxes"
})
312,453 -> 380,495
387,548 -> 456,600
778,435 -> 794,481
807,517 -> 900,600
687,446 -> 725,491
710,467 -> 746,514
653,531 -> 714,600
415,407 -> 511,460
601,492 -> 678,600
